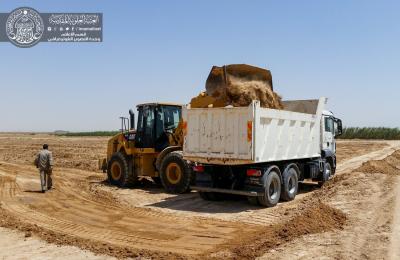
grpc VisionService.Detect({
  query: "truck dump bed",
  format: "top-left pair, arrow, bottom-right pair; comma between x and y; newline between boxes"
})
182,97 -> 327,165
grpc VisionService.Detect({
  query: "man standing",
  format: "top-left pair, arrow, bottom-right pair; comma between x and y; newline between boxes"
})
34,144 -> 54,193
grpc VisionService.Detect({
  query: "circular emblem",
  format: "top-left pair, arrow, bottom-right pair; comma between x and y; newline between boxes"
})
6,7 -> 44,48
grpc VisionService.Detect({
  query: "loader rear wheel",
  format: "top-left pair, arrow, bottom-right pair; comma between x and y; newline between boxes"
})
160,151 -> 192,193
258,170 -> 281,207
107,152 -> 137,187
280,167 -> 299,201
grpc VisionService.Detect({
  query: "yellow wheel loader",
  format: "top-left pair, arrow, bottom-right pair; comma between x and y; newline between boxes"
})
100,64 -> 276,194
100,102 -> 193,194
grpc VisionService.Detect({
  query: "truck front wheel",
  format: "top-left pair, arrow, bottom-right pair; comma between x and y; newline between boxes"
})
258,170 -> 281,207
318,161 -> 331,187
160,151 -> 192,194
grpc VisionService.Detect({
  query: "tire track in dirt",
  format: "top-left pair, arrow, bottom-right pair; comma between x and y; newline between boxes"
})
144,141 -> 400,228
0,138 -> 397,259
336,174 -> 395,259
0,163 -> 257,258
389,177 -> 400,260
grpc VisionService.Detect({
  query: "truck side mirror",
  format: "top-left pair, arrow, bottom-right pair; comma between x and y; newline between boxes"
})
129,109 -> 135,130
335,119 -> 342,137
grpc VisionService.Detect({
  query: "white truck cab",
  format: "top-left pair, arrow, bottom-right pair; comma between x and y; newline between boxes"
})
322,110 -> 342,171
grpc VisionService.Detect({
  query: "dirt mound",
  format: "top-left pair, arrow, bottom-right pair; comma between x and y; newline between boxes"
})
356,151 -> 400,175
207,202 -> 346,259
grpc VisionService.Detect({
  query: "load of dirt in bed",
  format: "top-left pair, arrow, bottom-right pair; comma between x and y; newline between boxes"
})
225,76 -> 283,108
190,64 -> 284,109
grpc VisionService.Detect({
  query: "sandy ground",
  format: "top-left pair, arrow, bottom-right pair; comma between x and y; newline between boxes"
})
260,146 -> 400,260
0,227 -> 112,260
0,134 -> 399,259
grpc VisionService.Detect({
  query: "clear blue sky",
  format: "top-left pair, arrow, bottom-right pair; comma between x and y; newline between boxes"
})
1,1 -> 399,131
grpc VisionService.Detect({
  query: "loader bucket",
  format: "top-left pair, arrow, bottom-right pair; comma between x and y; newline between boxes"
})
205,64 -> 274,98
190,64 -> 282,109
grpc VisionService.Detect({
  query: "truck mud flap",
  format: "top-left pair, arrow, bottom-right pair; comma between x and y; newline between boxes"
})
191,186 -> 262,197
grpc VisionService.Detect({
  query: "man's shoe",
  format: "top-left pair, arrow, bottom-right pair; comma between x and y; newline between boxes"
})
41,190 -> 45,193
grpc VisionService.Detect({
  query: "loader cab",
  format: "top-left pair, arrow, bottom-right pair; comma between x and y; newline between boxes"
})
322,110 -> 342,154
134,103 -> 182,151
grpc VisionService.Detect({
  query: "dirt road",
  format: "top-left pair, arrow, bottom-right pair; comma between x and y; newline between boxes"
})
261,143 -> 400,260
0,227 -> 111,260
0,162 -> 258,258
0,135 -> 399,259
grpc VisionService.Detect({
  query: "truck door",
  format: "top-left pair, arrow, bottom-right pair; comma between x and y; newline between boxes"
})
323,116 -> 335,153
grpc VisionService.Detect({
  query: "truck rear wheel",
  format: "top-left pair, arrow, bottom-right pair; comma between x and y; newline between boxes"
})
107,152 -> 137,187
160,151 -> 192,194
280,167 -> 299,201
258,170 -> 281,207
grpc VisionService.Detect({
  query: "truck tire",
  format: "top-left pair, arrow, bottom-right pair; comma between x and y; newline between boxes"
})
280,167 -> 299,201
330,157 -> 336,175
107,152 -> 137,187
258,170 -> 281,207
318,161 -> 331,187
160,151 -> 192,194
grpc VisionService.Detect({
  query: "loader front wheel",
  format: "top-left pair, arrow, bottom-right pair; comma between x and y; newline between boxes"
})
107,152 -> 137,187
160,151 -> 192,193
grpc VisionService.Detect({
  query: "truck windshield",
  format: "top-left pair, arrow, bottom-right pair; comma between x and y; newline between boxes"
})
324,117 -> 334,134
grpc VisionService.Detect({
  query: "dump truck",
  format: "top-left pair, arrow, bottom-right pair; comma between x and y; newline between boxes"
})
182,97 -> 343,207
100,102 -> 194,193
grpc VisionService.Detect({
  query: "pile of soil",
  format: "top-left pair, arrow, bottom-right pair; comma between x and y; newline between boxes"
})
356,150 -> 400,175
206,201 -> 346,259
